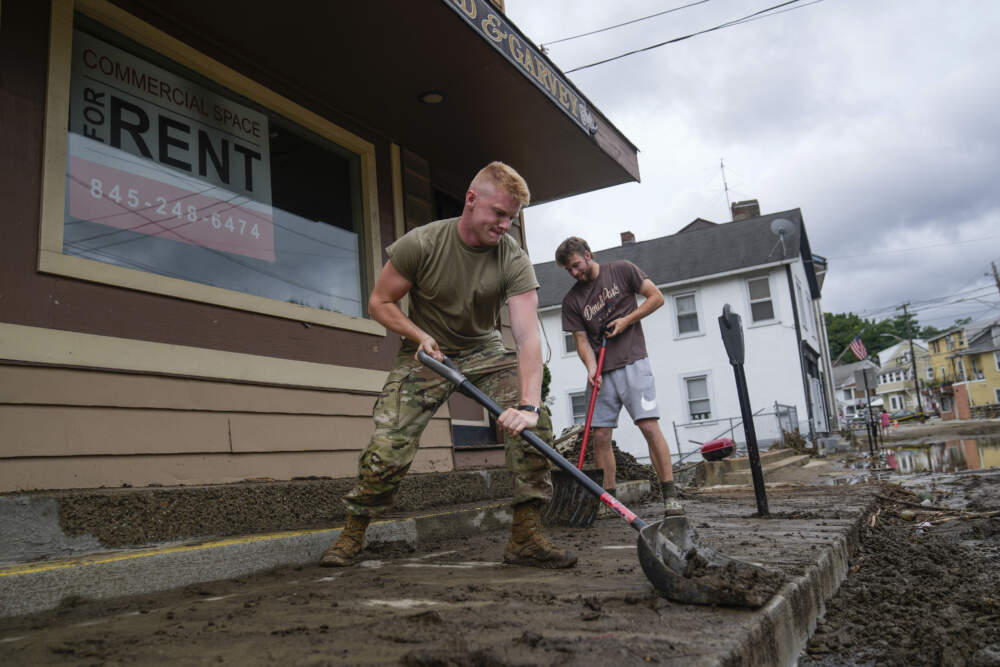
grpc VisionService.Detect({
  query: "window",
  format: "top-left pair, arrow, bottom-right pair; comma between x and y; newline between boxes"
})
890,395 -> 902,411
746,277 -> 774,322
39,8 -> 381,333
564,332 -> 578,354
795,277 -> 811,332
995,388 -> 1000,404
926,367 -> 934,380
685,375 -> 711,421
994,352 -> 1000,372
674,293 -> 699,335
842,389 -> 853,400
940,366 -> 946,380
569,391 -> 588,424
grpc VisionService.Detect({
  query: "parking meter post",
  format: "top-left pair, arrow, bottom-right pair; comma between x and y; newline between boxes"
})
718,305 -> 769,516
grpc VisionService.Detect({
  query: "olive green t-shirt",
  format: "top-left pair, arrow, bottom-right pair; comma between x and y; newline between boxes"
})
387,218 -> 539,354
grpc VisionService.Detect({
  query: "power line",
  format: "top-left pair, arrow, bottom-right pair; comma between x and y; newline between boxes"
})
565,0 -> 821,73
827,233 -> 1000,260
540,0 -> 712,48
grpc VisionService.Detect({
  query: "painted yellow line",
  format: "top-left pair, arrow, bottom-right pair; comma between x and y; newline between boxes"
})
0,502 -> 512,579
0,526 -> 336,578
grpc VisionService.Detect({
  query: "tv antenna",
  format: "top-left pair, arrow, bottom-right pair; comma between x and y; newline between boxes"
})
720,158 -> 731,211
768,217 -> 795,258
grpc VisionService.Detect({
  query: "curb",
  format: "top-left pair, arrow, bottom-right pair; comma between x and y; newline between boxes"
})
0,481 -> 650,618
722,494 -> 878,666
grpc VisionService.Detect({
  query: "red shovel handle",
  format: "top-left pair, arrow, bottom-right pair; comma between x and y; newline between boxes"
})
577,330 -> 610,469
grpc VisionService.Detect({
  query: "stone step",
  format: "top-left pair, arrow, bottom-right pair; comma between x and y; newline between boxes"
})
695,447 -> 806,486
721,454 -> 813,485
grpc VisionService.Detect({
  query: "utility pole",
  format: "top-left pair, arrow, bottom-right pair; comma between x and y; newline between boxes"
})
992,261 -> 1000,297
898,303 -> 924,414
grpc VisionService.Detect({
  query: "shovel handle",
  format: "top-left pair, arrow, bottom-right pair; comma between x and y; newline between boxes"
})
577,330 -> 610,469
417,350 -> 648,532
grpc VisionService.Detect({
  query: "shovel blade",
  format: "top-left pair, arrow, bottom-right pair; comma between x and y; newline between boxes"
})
542,468 -> 603,527
637,517 -> 784,608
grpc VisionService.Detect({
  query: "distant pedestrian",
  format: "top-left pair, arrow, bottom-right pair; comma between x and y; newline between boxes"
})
880,409 -> 890,433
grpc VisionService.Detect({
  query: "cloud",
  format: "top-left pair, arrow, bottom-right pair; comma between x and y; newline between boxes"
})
510,0 -> 1000,326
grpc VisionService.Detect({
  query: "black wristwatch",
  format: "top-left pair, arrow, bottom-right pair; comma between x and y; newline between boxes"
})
516,404 -> 540,414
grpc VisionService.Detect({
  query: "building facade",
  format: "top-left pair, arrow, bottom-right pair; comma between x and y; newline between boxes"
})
875,341 -> 930,414
927,320 -> 1000,419
0,0 -> 640,492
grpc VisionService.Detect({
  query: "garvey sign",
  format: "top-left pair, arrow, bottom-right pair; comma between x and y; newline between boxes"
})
67,30 -> 275,262
444,0 -> 598,135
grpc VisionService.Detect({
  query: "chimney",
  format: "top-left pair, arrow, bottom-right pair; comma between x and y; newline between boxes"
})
620,231 -> 635,245
731,199 -> 761,221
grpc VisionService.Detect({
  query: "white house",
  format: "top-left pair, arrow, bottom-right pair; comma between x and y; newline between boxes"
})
875,340 -> 930,413
832,359 -> 880,424
534,201 -> 837,463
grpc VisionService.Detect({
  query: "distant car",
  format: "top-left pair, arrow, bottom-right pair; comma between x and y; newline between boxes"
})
890,410 -> 929,423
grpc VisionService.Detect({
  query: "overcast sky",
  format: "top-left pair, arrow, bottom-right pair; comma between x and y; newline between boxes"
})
508,0 -> 1000,331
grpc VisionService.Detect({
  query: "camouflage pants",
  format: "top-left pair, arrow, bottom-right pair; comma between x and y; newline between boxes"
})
343,341 -> 553,517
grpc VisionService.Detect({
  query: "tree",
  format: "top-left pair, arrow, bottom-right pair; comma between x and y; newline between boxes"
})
825,311 -> 940,364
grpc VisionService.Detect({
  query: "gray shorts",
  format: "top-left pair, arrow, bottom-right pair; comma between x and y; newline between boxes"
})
591,357 -> 660,428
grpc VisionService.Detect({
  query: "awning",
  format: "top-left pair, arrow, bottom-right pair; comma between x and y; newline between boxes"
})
115,0 -> 640,204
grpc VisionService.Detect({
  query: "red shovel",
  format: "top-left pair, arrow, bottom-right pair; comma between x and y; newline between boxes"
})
576,326 -> 612,469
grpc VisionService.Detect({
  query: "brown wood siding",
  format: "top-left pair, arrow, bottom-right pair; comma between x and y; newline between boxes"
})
0,1 -> 404,373
0,364 -> 453,491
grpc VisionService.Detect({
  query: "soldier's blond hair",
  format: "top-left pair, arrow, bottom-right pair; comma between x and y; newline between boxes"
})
470,161 -> 530,207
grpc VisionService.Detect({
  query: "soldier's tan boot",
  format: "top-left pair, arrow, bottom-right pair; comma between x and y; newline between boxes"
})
503,500 -> 578,569
320,514 -> 371,567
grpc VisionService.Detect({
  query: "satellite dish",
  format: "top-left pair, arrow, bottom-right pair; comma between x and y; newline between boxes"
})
768,218 -> 795,257
770,218 -> 795,237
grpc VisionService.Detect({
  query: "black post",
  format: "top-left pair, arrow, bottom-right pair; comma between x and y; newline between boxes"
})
718,305 -> 768,516
860,369 -> 877,465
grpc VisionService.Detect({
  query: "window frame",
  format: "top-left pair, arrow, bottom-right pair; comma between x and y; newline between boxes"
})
671,290 -> 702,339
745,275 -> 776,324
681,371 -> 713,422
39,0 -> 385,335
563,331 -> 579,356
568,390 -> 588,424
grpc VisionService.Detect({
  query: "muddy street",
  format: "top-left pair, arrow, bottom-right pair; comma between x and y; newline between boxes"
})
1,488 -> 875,666
801,470 -> 1000,667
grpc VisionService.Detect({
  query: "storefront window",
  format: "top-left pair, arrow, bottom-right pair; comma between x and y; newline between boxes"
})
63,21 -> 366,316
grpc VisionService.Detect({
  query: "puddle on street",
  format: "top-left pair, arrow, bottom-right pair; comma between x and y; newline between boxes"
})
817,436 -> 1000,486
884,436 -> 1000,475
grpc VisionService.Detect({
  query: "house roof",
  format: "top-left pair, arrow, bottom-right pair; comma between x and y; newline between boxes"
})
957,320 -> 1000,355
534,208 -> 816,309
833,359 -> 877,387
926,318 -> 996,344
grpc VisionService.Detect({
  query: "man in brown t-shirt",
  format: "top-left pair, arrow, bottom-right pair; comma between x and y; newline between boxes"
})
556,236 -> 683,516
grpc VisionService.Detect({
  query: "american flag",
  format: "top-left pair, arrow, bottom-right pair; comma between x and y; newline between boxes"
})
849,335 -> 867,361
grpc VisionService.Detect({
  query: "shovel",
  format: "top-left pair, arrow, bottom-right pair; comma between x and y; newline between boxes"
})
418,350 -> 784,608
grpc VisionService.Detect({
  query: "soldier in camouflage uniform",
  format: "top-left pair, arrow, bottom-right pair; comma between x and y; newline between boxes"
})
321,162 -> 576,569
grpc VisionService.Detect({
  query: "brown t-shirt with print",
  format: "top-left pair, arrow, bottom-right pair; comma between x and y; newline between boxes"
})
561,260 -> 650,372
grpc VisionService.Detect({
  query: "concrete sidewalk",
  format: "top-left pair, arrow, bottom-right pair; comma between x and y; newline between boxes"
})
1,479 -> 880,666
0,481 -> 652,619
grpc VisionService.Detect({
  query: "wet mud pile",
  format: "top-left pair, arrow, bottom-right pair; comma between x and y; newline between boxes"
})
801,475 -> 1000,666
47,470 -> 518,548
552,425 -> 659,485
680,549 -> 784,608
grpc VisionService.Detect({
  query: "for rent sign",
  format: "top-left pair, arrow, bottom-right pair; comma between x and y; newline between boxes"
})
67,30 -> 275,262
